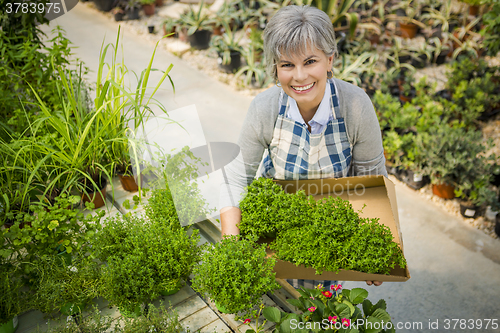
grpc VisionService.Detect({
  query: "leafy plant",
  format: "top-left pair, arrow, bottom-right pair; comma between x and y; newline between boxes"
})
210,22 -> 243,65
191,235 -> 280,314
31,252 -> 101,315
0,266 -> 24,326
178,0 -> 214,36
234,44 -> 269,88
39,305 -> 113,333
95,214 -> 200,314
271,195 -> 406,275
264,284 -> 395,333
1,194 -> 104,277
481,1 -> 500,56
117,303 -> 192,333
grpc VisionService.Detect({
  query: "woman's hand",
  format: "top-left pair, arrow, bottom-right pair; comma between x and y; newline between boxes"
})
220,206 -> 242,237
366,281 -> 383,286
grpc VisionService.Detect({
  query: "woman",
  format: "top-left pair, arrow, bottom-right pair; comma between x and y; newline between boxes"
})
220,5 -> 386,287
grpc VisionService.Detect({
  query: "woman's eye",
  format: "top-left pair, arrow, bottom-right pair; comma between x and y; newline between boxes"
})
305,59 -> 316,65
281,63 -> 293,68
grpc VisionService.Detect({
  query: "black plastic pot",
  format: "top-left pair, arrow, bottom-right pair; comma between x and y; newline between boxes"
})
435,51 -> 448,65
188,29 -> 212,50
459,202 -> 483,219
217,51 -> 241,73
114,12 -> 125,21
93,0 -> 114,12
127,8 -> 140,20
148,25 -> 155,34
401,170 -> 428,190
411,54 -> 427,69
491,168 -> 500,187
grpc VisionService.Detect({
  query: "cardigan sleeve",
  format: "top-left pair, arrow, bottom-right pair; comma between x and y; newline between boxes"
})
219,87 -> 281,209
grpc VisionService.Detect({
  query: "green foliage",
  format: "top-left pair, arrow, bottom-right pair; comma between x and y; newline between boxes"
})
144,188 -> 181,230
265,285 -> 395,333
210,22 -> 243,65
39,305 -> 113,333
178,0 -> 214,36
31,252 -> 101,315
192,235 -> 280,314
240,178 -> 406,275
1,194 -> 104,275
481,1 -> 500,56
95,214 -> 200,311
0,266 -> 23,325
271,196 -> 406,275
117,303 -> 191,333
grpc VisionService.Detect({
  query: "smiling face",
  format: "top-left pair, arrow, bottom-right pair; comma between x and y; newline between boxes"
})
277,46 -> 334,115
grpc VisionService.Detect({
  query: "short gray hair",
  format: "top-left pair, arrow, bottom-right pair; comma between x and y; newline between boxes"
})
263,5 -> 337,80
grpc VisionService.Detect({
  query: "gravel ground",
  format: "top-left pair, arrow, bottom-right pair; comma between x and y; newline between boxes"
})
80,0 -> 500,239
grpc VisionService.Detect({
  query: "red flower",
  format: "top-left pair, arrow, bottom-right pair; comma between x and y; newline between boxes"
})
321,291 -> 333,298
308,306 -> 316,312
331,284 -> 343,291
328,315 -> 338,323
342,318 -> 351,326
243,319 -> 251,324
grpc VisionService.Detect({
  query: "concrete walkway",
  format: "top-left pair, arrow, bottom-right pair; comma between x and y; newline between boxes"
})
40,3 -> 500,333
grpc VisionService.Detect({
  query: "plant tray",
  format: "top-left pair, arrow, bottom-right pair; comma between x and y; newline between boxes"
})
267,175 -> 410,282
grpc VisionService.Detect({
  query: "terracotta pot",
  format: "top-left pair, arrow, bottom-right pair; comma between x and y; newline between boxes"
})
118,174 -> 139,192
212,25 -> 224,36
399,22 -> 418,38
368,33 -> 380,45
163,24 -> 177,37
399,93 -> 412,103
155,0 -> 163,6
142,3 -> 155,16
432,183 -> 455,199
469,5 -> 479,16
81,178 -> 107,209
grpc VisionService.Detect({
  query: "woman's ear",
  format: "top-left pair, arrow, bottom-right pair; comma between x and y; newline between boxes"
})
328,54 -> 334,67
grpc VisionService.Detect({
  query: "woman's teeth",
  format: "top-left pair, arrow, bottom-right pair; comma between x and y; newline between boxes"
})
292,83 -> 314,91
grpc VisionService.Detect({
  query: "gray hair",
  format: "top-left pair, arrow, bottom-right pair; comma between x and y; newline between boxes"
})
263,5 -> 338,80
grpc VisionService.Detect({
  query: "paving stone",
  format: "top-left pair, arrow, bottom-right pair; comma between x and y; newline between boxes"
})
199,318 -> 232,333
171,295 -> 208,320
152,284 -> 197,309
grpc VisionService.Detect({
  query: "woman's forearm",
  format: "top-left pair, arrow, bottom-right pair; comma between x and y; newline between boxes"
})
220,206 -> 242,237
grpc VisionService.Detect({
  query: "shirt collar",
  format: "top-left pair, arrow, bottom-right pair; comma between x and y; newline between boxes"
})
287,83 -> 332,127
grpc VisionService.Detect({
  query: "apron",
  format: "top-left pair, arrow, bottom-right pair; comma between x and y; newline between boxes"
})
262,79 -> 352,290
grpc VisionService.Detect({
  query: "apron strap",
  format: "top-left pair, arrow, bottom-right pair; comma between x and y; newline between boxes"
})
329,79 -> 342,120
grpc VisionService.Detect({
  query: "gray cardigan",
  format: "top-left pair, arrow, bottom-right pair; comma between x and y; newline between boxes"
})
220,78 -> 387,209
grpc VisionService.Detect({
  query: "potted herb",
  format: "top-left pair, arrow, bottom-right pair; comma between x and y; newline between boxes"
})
0,266 -> 23,333
210,22 -> 243,73
140,0 -> 155,16
2,194 -> 104,278
124,0 -> 141,20
480,1 -> 500,56
117,303 -> 189,332
263,284 -> 395,333
95,214 -> 201,316
234,46 -> 269,88
178,1 -> 214,50
191,235 -> 280,314
32,252 -> 101,316
112,6 -> 126,21
388,0 -> 427,38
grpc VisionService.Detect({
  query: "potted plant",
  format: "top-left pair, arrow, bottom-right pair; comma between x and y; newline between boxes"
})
32,252 -> 101,316
124,0 -> 141,20
210,22 -> 243,73
112,6 -> 126,21
480,1 -> 500,56
2,194 -> 104,279
162,18 -> 179,38
234,47 -> 269,88
178,1 -> 214,50
191,235 -> 280,314
0,266 -> 23,333
428,36 -> 451,64
140,0 -> 155,16
420,0 -> 459,38
263,284 -> 395,333
95,214 -> 201,317
388,0 -> 427,38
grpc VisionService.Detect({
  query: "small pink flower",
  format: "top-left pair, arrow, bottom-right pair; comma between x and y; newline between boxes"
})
331,284 -> 342,291
321,291 -> 333,298
308,306 -> 316,312
328,315 -> 338,323
310,296 -> 315,300
243,319 -> 251,324
342,318 -> 350,326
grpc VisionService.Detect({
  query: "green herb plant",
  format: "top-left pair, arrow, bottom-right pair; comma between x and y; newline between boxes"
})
0,266 -> 24,327
31,252 -> 101,315
191,235 -> 281,314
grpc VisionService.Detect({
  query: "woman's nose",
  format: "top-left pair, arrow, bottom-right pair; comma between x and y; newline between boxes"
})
293,65 -> 307,81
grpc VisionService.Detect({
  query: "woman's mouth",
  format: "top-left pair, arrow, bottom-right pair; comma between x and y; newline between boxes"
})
291,82 -> 315,92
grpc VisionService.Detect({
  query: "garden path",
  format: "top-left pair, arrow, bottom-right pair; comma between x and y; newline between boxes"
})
27,2 -> 500,333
